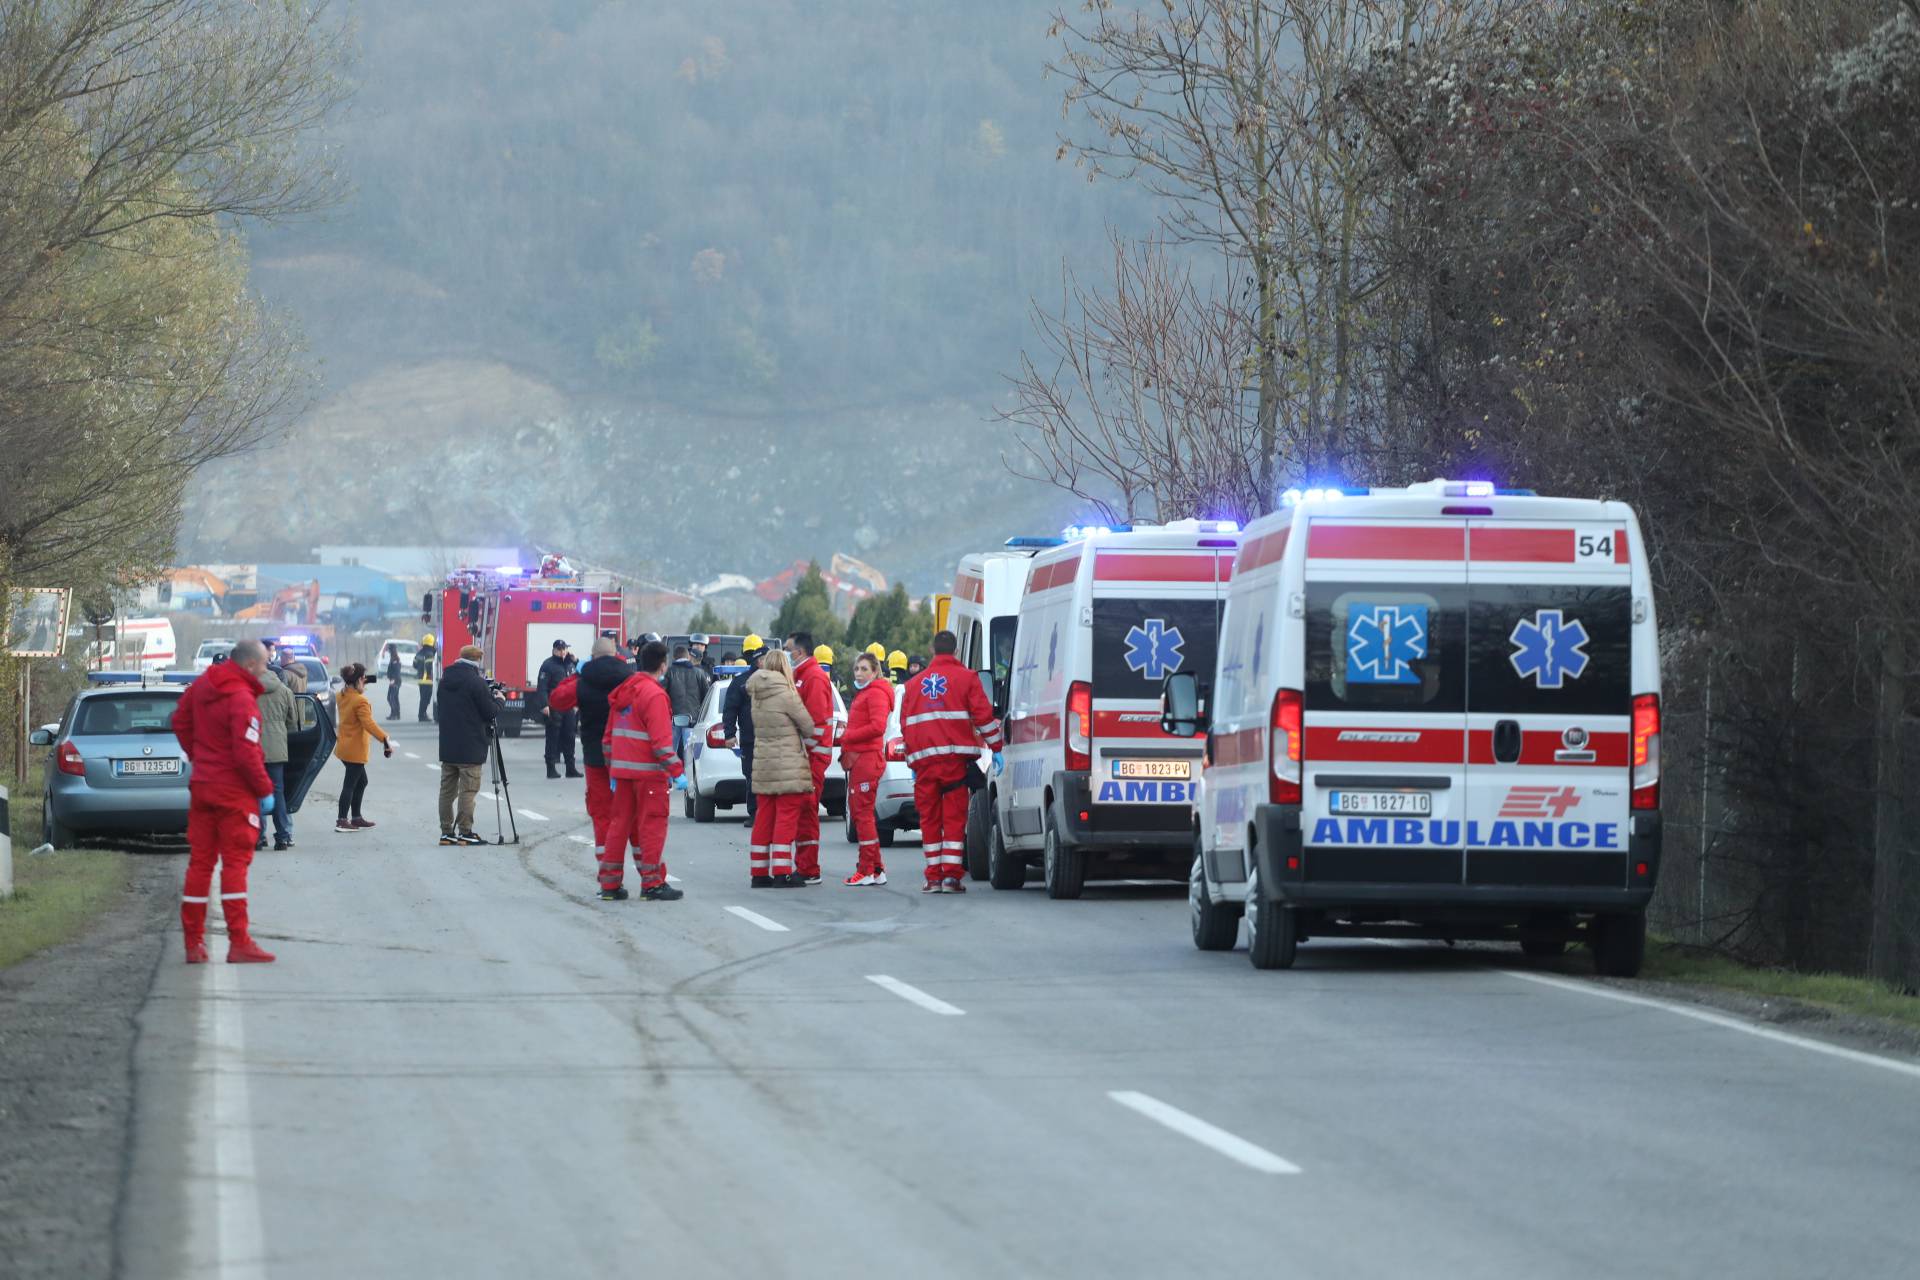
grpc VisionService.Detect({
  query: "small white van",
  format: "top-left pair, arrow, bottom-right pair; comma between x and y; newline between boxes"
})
1166,482 -> 1661,973
989,521 -> 1240,897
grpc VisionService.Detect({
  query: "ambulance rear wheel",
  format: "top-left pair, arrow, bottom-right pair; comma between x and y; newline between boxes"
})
1591,911 -> 1646,978
692,792 -> 716,824
1190,845 -> 1241,952
876,820 -> 896,848
1245,867 -> 1298,970
965,791 -> 991,881
988,814 -> 1025,890
1042,816 -> 1084,900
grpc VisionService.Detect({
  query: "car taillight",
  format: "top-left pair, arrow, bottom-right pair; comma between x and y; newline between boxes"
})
706,724 -> 729,748
1269,688 -> 1302,805
885,736 -> 905,763
57,740 -> 86,776
1632,692 -> 1661,810
1065,681 -> 1092,771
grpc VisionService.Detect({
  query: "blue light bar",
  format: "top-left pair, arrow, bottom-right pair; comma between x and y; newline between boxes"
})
1064,524 -> 1129,539
1496,487 -> 1537,496
1006,536 -> 1067,549
1280,486 -> 1369,505
86,672 -> 142,685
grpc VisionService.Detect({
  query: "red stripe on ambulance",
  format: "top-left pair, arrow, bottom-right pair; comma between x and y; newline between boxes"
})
1092,552 -> 1231,583
1305,726 -> 1465,764
1307,524 -> 1464,561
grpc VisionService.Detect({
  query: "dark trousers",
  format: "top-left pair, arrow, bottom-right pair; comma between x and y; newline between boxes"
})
544,710 -> 578,767
417,684 -> 433,721
386,679 -> 401,719
265,762 -> 292,843
740,740 -> 757,819
337,761 -> 369,822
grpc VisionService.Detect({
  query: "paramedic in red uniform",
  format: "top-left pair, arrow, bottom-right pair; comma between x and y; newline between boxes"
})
900,630 -> 1004,893
574,635 -> 632,869
599,639 -> 687,902
839,651 -> 894,885
785,630 -> 835,885
171,638 -> 279,963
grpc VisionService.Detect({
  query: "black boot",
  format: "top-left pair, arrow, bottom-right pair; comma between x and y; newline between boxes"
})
642,883 -> 684,901
546,763 -> 560,779
565,761 -> 583,778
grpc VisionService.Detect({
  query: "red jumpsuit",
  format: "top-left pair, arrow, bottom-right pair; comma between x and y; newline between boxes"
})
840,678 -> 894,877
790,655 -> 836,878
900,655 -> 1003,887
601,673 -> 682,892
170,661 -> 277,962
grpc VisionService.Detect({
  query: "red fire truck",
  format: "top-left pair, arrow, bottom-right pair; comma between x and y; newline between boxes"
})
428,558 -> 624,738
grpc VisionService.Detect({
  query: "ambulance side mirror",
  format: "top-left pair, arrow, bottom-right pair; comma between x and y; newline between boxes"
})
1161,672 -> 1206,737
981,669 -> 1006,718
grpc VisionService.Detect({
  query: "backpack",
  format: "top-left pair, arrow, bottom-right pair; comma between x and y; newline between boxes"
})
547,673 -> 579,714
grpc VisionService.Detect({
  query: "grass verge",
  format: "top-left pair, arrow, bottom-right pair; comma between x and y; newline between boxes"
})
4,776 -> 136,970
1643,939 -> 1920,1031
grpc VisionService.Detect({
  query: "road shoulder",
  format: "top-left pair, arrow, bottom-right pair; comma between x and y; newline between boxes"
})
0,854 -> 175,1280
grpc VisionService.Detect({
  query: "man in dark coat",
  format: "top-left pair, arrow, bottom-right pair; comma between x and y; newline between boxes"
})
664,643 -> 712,760
436,644 -> 500,845
537,638 -> 581,779
721,635 -> 766,820
575,635 -> 634,862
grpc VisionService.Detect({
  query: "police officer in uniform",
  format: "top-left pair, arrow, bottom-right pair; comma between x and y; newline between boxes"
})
538,638 -> 581,779
722,634 -> 766,820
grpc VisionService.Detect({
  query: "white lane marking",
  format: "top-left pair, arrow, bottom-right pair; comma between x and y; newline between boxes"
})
422,763 -> 438,773
1500,968 -> 1920,1082
866,974 -> 965,1016
517,809 -> 549,822
1107,1091 -> 1301,1174
477,791 -> 496,803
724,905 -> 789,933
404,751 -> 420,759
567,834 -> 593,845
192,964 -> 268,1278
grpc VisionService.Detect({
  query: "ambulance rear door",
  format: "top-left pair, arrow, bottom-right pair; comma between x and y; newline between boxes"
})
1087,545 -> 1232,814
1301,519 -> 1470,883
1464,520 -> 1635,890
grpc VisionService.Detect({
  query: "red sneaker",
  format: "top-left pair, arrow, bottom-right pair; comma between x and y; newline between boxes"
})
943,878 -> 967,894
349,818 -> 376,830
184,940 -> 210,965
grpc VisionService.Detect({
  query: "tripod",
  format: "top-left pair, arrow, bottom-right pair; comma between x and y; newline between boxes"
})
488,726 -> 520,845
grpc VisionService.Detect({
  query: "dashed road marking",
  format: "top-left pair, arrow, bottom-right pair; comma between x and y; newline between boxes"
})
1108,1091 -> 1300,1174
724,905 -> 789,933
567,835 -> 593,845
404,751 -> 420,759
517,809 -> 549,822
866,975 -> 964,1016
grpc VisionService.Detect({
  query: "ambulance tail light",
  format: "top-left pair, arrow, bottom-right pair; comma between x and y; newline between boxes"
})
57,740 -> 86,777
1065,681 -> 1092,771
1631,693 -> 1661,810
884,736 -> 906,763
1269,689 -> 1303,805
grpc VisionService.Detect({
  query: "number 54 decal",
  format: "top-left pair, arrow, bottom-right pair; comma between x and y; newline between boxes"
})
1575,528 -> 1622,564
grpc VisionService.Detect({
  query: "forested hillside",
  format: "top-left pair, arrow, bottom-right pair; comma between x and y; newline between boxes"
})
245,0 -> 1142,407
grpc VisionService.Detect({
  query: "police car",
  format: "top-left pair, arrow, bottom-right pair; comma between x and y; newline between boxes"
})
1164,481 -> 1661,973
946,548 -> 1037,878
989,520 -> 1240,897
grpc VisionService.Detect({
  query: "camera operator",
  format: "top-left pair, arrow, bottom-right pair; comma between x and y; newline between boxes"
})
436,644 -> 499,846
537,638 -> 582,779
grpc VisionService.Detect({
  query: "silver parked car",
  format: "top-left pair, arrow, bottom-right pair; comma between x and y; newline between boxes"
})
31,673 -> 336,848
683,668 -> 847,823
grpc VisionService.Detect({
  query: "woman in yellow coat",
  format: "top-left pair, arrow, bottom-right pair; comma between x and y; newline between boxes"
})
333,662 -> 392,832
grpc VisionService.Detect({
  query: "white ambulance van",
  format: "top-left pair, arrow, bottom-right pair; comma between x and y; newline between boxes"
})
990,520 -> 1240,897
1164,482 -> 1661,973
947,548 -> 1038,879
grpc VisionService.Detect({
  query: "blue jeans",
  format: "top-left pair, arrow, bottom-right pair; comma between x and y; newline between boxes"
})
266,762 -> 292,844
673,722 -> 692,759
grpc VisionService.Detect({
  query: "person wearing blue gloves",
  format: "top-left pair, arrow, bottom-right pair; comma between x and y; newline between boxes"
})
899,630 -> 1006,894
598,639 -> 687,902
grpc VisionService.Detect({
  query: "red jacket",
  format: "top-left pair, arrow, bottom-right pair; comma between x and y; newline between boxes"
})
899,654 -> 1002,770
171,660 -> 274,804
791,656 -> 836,766
603,673 -> 683,783
840,678 -> 893,767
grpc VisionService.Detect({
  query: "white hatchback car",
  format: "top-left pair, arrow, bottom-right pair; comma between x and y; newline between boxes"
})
684,668 -> 847,822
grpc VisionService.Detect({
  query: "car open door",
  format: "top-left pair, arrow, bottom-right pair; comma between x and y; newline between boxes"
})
284,693 -> 337,813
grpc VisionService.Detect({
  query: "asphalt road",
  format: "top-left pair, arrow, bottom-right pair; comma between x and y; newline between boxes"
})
112,720 -> 1920,1279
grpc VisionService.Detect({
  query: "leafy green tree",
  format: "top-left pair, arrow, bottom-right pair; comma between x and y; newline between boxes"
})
846,584 -> 938,664
686,599 -> 756,638
767,562 -> 845,655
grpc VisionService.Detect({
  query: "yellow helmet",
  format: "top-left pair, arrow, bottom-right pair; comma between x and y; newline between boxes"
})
865,642 -> 886,661
813,644 -> 834,665
421,634 -> 436,646
742,633 -> 764,655
887,649 -> 907,670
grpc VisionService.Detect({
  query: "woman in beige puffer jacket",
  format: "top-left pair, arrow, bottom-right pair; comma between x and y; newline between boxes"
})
745,651 -> 819,886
